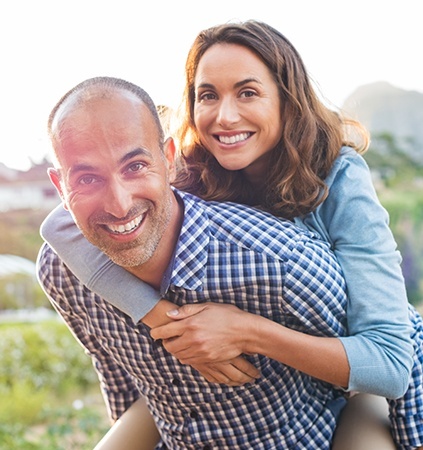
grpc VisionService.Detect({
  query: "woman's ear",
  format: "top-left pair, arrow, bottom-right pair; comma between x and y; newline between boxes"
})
47,167 -> 69,210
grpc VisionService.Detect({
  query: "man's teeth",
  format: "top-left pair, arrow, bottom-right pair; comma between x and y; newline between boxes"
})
218,132 -> 250,144
107,215 -> 143,234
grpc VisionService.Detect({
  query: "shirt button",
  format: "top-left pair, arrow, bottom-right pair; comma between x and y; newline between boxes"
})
189,410 -> 199,419
152,339 -> 162,348
172,377 -> 181,386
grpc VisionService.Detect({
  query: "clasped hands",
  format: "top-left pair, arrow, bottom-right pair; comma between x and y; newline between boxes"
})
147,302 -> 261,386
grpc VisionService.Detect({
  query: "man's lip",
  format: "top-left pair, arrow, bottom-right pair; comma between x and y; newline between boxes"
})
102,213 -> 145,235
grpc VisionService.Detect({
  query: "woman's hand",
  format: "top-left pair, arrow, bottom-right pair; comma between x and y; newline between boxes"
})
150,302 -> 350,388
150,303 -> 252,364
191,357 -> 260,385
147,301 -> 260,385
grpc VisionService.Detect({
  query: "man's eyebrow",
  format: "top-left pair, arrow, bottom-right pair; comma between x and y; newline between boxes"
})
119,148 -> 152,165
69,148 -> 153,176
69,163 -> 96,176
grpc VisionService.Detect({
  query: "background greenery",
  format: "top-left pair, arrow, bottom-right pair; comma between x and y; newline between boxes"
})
0,321 -> 109,449
365,132 -> 423,305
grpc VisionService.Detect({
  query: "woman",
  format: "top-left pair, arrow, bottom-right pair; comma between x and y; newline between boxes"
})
41,20 -> 422,449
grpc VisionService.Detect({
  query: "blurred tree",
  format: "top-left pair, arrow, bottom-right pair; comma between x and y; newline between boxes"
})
364,132 -> 423,188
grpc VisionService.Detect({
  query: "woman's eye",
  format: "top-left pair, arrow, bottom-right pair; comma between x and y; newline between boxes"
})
240,89 -> 256,98
198,92 -> 216,102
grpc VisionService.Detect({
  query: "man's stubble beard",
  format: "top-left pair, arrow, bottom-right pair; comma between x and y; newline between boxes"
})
75,195 -> 173,269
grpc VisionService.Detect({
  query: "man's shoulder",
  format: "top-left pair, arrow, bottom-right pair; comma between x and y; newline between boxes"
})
179,189 -> 294,228
36,241 -> 57,270
177,190 -> 317,257
36,241 -> 73,286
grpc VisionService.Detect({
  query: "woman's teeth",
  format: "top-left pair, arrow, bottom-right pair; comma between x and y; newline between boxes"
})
218,132 -> 250,144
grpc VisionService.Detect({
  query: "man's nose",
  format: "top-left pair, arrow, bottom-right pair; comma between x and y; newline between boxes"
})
104,179 -> 133,218
217,97 -> 240,127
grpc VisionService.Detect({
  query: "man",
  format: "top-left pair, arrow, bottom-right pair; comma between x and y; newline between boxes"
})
37,76 -> 350,449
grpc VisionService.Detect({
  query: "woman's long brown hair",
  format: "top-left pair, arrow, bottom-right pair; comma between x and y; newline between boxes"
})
173,20 -> 369,219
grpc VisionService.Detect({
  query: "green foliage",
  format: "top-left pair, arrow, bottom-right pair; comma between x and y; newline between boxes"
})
0,406 -> 109,450
362,132 -> 423,305
377,190 -> 423,305
0,381 -> 49,425
0,321 -> 109,448
364,132 -> 423,188
0,209 -> 47,261
0,321 -> 98,398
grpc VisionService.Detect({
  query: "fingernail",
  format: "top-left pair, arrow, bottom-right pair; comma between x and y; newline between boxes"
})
167,309 -> 179,316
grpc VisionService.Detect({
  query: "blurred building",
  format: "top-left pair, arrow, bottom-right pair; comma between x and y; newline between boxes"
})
0,160 -> 59,212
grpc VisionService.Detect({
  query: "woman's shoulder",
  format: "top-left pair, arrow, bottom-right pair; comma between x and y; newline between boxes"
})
325,146 -> 371,189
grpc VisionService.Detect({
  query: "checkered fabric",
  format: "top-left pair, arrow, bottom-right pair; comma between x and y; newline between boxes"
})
389,304 -> 423,450
38,190 -> 349,449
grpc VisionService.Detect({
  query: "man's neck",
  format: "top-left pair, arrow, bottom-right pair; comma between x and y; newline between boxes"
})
125,192 -> 184,290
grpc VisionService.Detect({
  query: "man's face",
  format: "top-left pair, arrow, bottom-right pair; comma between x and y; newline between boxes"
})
50,90 -> 174,268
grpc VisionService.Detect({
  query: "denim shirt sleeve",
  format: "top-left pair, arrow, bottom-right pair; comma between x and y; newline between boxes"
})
40,205 -> 161,323
302,148 -> 414,398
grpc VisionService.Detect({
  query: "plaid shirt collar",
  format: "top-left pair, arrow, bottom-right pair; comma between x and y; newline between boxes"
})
160,190 -> 209,294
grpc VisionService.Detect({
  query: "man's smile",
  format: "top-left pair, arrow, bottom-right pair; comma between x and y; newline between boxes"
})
103,213 -> 144,235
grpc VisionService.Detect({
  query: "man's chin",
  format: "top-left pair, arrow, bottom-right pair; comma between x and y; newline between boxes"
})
83,228 -> 159,269
90,239 -> 145,268
105,249 -> 147,268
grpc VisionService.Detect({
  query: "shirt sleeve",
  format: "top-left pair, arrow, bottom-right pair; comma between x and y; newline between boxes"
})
318,150 -> 414,398
36,243 -> 141,421
39,205 -> 161,323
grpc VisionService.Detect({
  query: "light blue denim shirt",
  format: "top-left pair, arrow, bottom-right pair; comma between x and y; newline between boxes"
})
294,147 -> 413,396
40,147 -> 413,397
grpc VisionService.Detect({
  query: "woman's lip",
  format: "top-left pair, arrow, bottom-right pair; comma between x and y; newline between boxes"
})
214,132 -> 253,144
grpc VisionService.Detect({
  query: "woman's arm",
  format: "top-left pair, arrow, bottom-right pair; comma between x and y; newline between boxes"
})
40,205 -> 161,323
300,149 -> 414,396
152,302 -> 350,388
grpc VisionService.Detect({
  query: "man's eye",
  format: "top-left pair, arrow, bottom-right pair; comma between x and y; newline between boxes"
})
127,162 -> 145,173
79,175 -> 97,185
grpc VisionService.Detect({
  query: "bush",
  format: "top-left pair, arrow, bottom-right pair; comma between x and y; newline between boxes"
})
0,320 -> 109,448
0,320 -> 98,397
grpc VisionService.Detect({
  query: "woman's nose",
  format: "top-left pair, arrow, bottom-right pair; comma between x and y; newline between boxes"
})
216,97 -> 240,127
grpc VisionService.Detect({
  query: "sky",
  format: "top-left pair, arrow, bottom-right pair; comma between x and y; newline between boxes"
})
1,0 -> 422,171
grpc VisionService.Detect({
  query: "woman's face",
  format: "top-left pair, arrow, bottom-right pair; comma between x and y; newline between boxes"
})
193,43 -> 282,183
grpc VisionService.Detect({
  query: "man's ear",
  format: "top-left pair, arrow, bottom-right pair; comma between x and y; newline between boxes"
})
164,137 -> 177,182
47,167 -> 69,210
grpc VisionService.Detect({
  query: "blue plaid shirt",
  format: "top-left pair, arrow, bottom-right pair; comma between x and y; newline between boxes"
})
38,190 -> 348,449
